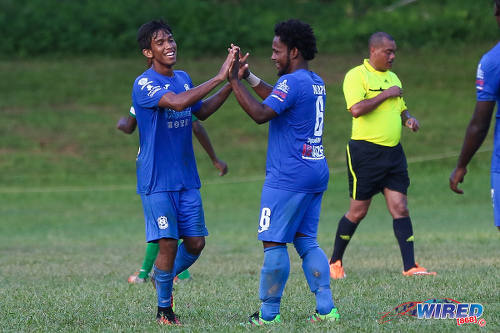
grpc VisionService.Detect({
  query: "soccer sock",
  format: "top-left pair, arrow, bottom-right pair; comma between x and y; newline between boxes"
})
259,245 -> 290,321
175,240 -> 191,280
173,242 -> 199,277
331,215 -> 358,263
153,265 -> 175,308
138,242 -> 159,279
393,217 -> 416,271
294,237 -> 335,315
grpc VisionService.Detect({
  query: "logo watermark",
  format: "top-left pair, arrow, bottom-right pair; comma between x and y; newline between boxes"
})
379,298 -> 486,327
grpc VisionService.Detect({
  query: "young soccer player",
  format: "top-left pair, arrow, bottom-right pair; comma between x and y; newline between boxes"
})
130,19 -> 235,325
117,108 -> 228,284
228,19 -> 339,325
450,0 -> 500,232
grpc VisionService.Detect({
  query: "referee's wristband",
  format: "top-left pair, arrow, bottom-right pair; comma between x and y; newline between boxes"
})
245,72 -> 261,87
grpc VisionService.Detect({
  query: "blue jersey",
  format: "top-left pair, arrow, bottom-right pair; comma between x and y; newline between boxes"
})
132,68 -> 202,194
262,69 -> 329,193
476,42 -> 500,172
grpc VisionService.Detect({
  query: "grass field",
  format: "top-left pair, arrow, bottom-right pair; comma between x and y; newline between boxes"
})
1,43 -> 499,331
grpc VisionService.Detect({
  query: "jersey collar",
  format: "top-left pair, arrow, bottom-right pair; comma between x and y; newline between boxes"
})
363,59 -> 379,73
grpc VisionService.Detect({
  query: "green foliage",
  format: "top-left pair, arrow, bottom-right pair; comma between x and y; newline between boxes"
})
1,0 -> 498,57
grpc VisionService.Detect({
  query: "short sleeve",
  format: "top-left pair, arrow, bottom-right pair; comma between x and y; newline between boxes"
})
343,69 -> 366,110
476,56 -> 500,101
132,76 -> 172,109
262,75 -> 299,115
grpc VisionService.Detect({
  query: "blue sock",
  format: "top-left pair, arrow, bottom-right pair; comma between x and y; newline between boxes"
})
153,265 -> 175,308
259,245 -> 289,321
173,242 -> 199,276
293,237 -> 334,315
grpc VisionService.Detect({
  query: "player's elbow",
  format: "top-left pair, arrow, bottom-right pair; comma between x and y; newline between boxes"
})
350,107 -> 362,118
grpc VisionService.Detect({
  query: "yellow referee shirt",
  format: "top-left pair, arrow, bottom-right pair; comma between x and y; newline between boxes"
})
343,59 -> 407,147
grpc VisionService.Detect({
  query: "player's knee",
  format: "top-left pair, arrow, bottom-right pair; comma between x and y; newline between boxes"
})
391,203 -> 409,218
347,209 -> 367,222
293,236 -> 318,258
183,237 -> 205,255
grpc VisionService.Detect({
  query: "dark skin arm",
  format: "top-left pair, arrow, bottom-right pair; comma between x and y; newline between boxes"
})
350,86 -> 402,118
228,49 -> 277,124
116,115 -> 137,134
157,50 -> 234,111
450,101 -> 496,194
235,47 -> 274,100
192,120 -> 228,176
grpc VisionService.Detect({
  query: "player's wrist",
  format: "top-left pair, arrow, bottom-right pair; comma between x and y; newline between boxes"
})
245,72 -> 261,87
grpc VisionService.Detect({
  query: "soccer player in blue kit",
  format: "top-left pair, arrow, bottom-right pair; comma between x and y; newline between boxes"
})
450,0 -> 500,231
131,20 -> 235,325
228,19 -> 340,325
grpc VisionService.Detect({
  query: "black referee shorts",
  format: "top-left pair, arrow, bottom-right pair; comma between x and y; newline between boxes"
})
346,140 -> 410,200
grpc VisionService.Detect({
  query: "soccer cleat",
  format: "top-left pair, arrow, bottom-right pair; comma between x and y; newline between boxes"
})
402,263 -> 437,276
308,308 -> 340,322
156,307 -> 181,326
329,260 -> 346,279
127,271 -> 147,284
244,311 -> 281,326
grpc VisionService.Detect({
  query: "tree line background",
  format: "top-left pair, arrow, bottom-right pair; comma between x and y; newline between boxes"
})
2,0 -> 497,57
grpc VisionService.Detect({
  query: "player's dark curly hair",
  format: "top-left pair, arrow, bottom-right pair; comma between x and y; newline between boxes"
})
274,19 -> 317,61
137,20 -> 173,50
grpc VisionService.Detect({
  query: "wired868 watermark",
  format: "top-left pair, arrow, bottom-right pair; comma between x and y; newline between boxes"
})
379,298 -> 486,327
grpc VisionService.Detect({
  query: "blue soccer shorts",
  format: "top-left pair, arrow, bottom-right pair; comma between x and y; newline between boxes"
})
257,186 -> 324,243
140,188 -> 208,242
491,172 -> 500,227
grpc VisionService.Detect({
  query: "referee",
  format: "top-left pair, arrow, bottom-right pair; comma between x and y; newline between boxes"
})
328,32 -> 436,279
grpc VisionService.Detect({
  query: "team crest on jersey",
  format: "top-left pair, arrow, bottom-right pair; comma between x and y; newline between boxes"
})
184,84 -> 190,91
157,216 -> 168,229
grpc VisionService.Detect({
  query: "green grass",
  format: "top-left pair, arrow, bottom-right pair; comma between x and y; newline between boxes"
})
1,44 -> 499,331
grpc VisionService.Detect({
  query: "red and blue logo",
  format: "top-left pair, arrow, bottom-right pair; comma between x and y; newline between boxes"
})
379,298 -> 486,327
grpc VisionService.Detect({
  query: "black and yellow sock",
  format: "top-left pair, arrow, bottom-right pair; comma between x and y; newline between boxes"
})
330,215 -> 358,263
393,217 -> 416,271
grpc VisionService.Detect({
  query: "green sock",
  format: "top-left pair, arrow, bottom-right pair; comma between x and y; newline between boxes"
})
176,239 -> 191,280
138,242 -> 159,279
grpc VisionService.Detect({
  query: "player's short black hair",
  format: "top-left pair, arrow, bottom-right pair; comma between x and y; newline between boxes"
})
369,32 -> 395,48
137,20 -> 173,50
274,19 -> 317,61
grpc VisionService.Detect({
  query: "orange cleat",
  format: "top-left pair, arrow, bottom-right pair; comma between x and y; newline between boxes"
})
403,263 -> 436,276
329,260 -> 346,279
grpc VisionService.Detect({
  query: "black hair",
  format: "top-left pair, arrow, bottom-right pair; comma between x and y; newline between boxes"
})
274,19 -> 317,61
137,20 -> 173,50
369,32 -> 395,48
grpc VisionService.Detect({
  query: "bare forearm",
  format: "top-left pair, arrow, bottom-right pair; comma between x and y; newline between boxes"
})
195,83 -> 232,120
231,79 -> 273,124
193,124 -> 217,161
159,77 -> 223,111
456,101 -> 495,168
456,120 -> 490,168
350,93 -> 390,118
252,80 -> 274,100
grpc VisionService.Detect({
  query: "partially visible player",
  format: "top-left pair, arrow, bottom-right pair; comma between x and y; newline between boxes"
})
228,19 -> 339,325
130,19 -> 235,325
117,107 -> 228,285
328,32 -> 435,280
450,0 -> 500,231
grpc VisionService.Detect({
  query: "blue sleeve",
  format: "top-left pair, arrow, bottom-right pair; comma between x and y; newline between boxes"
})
132,76 -> 172,108
476,55 -> 500,101
262,75 -> 299,115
